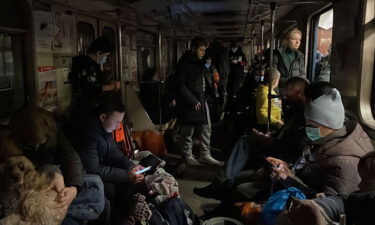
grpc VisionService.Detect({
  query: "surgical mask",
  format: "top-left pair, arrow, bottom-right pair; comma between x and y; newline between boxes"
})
97,55 -> 108,64
231,47 -> 238,53
306,126 -> 322,141
205,63 -> 211,69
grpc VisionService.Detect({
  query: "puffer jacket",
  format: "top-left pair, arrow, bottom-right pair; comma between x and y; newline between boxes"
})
296,121 -> 373,195
273,46 -> 305,79
175,51 -> 207,125
73,116 -> 134,183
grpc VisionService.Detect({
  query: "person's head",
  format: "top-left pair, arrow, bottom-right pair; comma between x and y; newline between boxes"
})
88,36 -> 113,65
358,151 -> 375,191
283,28 -> 302,51
8,107 -> 58,151
304,82 -> 345,141
95,95 -> 126,133
230,41 -> 238,53
285,76 -> 310,104
263,68 -> 281,89
190,37 -> 208,60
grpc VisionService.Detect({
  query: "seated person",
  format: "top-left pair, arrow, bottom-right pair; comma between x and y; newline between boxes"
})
8,107 -> 109,225
267,82 -> 373,196
71,94 -> 144,224
194,76 -> 309,202
255,68 -> 283,132
277,151 -> 375,225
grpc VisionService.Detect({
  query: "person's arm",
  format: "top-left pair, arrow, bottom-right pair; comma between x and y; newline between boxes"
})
320,159 -> 361,195
56,131 -> 83,189
78,133 -> 131,183
102,81 -> 121,92
176,62 -> 200,106
104,136 -> 134,171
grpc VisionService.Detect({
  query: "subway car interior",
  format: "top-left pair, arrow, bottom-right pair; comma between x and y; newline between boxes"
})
0,0 -> 375,225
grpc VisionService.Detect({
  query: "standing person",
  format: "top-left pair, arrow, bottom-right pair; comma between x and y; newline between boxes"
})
175,37 -> 223,166
69,36 -> 120,125
273,28 -> 305,79
203,56 -> 224,124
227,41 -> 247,99
206,39 -> 230,110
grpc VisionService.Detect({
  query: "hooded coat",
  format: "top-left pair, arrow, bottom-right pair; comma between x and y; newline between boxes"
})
293,121 -> 373,195
175,51 -> 207,125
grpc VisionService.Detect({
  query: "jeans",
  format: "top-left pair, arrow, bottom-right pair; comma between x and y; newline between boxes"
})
67,174 -> 105,220
179,102 -> 212,158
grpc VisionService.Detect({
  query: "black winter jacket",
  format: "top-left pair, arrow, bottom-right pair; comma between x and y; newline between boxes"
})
24,131 -> 83,188
74,116 -> 134,183
175,51 -> 207,125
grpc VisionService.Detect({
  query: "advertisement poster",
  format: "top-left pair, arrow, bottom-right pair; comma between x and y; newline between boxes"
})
130,51 -> 138,88
38,66 -> 58,112
34,9 -> 76,54
52,11 -> 76,54
34,10 -> 54,52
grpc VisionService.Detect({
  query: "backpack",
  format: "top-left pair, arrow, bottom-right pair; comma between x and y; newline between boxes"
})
260,187 -> 306,225
148,198 -> 200,225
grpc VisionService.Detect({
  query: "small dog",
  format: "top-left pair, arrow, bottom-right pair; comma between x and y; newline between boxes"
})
0,156 -> 67,225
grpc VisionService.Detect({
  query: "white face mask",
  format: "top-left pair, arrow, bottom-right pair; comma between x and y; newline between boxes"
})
231,47 -> 238,53
97,55 -> 108,65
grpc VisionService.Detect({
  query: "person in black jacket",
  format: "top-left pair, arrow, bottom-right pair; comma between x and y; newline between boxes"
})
227,41 -> 247,99
175,37 -> 223,166
72,94 -> 144,224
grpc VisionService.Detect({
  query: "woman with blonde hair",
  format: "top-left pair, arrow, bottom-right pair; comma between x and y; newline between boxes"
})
273,28 -> 305,79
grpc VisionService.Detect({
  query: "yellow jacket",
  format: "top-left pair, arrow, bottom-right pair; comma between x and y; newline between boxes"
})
255,84 -> 282,125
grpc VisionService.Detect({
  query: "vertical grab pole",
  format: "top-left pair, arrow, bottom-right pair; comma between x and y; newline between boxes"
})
158,28 -> 163,129
260,20 -> 264,52
267,2 -> 276,133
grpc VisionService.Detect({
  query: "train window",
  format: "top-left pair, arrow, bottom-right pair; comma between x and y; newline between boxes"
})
77,22 -> 95,55
0,33 -> 25,117
0,34 -> 13,91
360,0 -> 375,127
309,8 -> 333,82
102,26 -> 117,81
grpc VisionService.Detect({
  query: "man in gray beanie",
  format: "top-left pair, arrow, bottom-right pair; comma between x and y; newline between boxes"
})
304,88 -> 345,141
267,82 -> 373,196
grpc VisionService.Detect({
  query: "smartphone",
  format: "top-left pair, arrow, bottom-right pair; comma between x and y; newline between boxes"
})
135,166 -> 152,174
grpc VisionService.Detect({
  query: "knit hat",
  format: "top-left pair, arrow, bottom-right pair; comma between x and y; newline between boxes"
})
304,88 -> 344,129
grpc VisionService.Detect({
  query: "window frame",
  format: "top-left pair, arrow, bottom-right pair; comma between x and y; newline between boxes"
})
306,5 -> 333,82
358,0 -> 375,129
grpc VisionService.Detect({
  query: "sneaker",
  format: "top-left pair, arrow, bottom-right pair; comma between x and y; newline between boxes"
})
185,156 -> 203,166
198,155 -> 224,166
193,183 -> 217,199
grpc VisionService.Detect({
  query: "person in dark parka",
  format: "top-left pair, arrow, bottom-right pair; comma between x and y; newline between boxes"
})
175,37 -> 223,166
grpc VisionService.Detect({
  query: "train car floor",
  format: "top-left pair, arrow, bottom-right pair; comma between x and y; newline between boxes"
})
163,152 -> 223,217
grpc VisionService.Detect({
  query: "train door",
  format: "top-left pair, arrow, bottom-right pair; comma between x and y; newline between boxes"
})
308,8 -> 333,82
99,21 -> 119,82
0,0 -> 31,118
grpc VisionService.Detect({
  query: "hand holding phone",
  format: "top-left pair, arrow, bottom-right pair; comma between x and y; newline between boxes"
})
135,166 -> 152,174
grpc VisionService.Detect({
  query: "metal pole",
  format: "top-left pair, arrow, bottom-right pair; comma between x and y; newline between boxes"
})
260,20 -> 264,52
158,29 -> 163,128
267,2 -> 276,133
